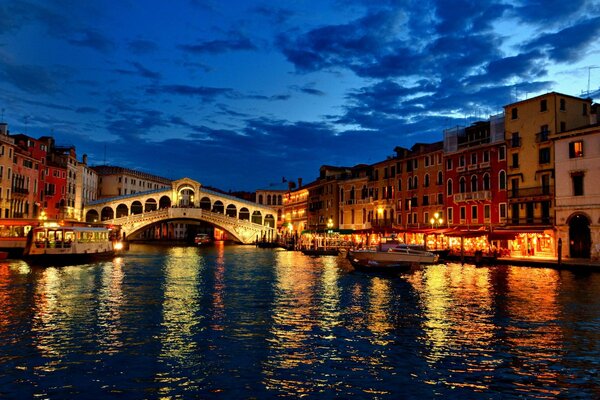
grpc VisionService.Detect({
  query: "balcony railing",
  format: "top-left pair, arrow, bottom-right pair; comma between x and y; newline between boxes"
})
453,191 -> 492,203
535,131 -> 550,143
509,216 -> 553,226
509,186 -> 553,198
510,137 -> 522,148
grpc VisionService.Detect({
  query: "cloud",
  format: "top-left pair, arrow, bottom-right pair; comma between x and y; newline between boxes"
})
290,84 -> 326,96
146,84 -> 233,101
115,61 -> 161,80
0,59 -> 59,94
128,39 -> 159,55
67,29 -> 115,53
179,32 -> 257,54
523,16 -> 600,63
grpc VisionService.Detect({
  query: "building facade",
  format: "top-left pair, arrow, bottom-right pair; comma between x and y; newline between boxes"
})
75,154 -> 98,220
0,123 -> 15,218
93,165 -> 172,198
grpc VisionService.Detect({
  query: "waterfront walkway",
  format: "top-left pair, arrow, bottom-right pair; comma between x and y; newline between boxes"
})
494,255 -> 600,271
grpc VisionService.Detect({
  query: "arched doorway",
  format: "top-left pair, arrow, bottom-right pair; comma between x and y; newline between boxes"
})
239,207 -> 250,221
251,211 -> 262,225
178,187 -> 195,207
200,197 -> 211,210
212,200 -> 224,214
85,209 -> 99,223
264,214 -> 275,228
569,214 -> 591,258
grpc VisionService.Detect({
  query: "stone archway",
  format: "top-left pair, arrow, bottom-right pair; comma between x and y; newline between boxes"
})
85,209 -> 99,223
116,203 -> 129,218
200,197 -> 211,210
101,206 -> 114,221
239,207 -> 250,221
131,201 -> 143,215
251,210 -> 262,225
145,198 -> 157,212
569,213 -> 591,258
264,214 -> 275,228
159,196 -> 171,209
178,186 -> 195,207
226,204 -> 237,218
212,200 -> 224,214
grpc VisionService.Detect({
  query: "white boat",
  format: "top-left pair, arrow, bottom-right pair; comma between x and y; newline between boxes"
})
194,233 -> 212,245
348,244 -> 439,271
24,225 -> 123,265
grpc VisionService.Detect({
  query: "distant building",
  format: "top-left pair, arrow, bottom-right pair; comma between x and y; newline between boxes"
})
307,166 -> 351,231
282,184 -> 309,236
338,164 -> 371,231
75,154 -> 98,220
92,165 -> 171,198
10,134 -> 45,218
256,179 -> 289,230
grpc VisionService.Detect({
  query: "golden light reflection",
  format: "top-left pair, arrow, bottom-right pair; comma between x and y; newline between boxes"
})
366,278 -> 394,343
211,241 -> 226,330
97,258 -> 124,354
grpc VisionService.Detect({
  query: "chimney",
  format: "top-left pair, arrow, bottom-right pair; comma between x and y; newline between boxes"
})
298,178 -> 303,188
0,122 -> 7,135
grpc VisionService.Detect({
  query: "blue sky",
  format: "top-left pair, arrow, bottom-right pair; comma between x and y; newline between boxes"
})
1,0 -> 599,191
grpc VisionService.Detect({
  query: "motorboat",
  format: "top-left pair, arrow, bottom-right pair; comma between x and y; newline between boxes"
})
194,233 -> 212,245
24,225 -> 123,265
348,244 -> 439,271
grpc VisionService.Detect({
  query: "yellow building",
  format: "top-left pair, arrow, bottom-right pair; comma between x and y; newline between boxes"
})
0,123 -> 15,218
338,165 -> 371,231
282,186 -> 308,236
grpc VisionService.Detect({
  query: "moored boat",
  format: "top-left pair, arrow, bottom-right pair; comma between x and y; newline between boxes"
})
194,233 -> 213,245
348,244 -> 439,271
24,225 -> 123,265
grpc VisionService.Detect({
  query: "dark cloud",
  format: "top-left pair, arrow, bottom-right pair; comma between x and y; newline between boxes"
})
128,39 -> 159,55
523,16 -> 600,63
67,29 -> 115,53
253,5 -> 293,25
179,33 -> 257,54
115,62 -> 161,80
0,60 -> 58,94
512,0 -> 588,24
146,84 -> 233,101
290,84 -> 325,96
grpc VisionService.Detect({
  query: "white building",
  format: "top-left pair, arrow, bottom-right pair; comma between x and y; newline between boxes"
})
92,165 -> 171,198
75,154 -> 98,220
554,124 -> 600,259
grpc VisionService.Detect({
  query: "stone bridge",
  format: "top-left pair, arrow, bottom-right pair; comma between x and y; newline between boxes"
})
83,178 -> 277,244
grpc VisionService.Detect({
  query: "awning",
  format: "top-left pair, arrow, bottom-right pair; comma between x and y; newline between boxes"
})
445,227 -> 489,238
489,228 -> 554,240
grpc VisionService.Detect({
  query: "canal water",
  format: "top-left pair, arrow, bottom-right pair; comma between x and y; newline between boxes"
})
1,243 -> 599,399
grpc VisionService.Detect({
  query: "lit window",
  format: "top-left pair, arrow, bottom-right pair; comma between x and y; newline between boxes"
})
569,141 -> 584,158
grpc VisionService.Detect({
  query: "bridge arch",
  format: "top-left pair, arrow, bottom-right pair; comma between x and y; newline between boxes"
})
86,209 -> 99,223
101,206 -> 114,220
159,196 -> 171,209
116,204 -> 129,218
212,200 -> 224,214
145,198 -> 157,212
200,196 -> 211,210
240,207 -> 250,220
265,214 -> 275,228
252,210 -> 262,225
226,204 -> 237,218
131,201 -> 143,215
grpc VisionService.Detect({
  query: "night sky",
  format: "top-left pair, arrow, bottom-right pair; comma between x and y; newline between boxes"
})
1,1 -> 599,191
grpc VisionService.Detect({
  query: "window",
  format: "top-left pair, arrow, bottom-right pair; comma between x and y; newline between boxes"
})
471,175 -> 477,192
446,158 -> 453,170
483,173 -> 490,190
499,203 -> 507,220
540,99 -> 547,112
472,205 -> 478,220
471,153 -> 477,165
498,145 -> 505,161
560,98 -> 566,111
424,174 -> 430,187
484,204 -> 491,221
511,132 -> 520,147
511,107 -> 518,119
447,179 -> 453,196
483,150 -> 489,163
437,193 -> 443,205
422,195 -> 429,206
512,153 -> 519,168
569,141 -> 583,158
499,170 -> 506,190
539,148 -> 550,164
447,207 -> 453,224
459,155 -> 465,167
460,206 -> 466,222
459,177 -> 466,193
424,156 -> 429,167
572,172 -> 584,196
437,171 -> 443,185
397,179 -> 402,191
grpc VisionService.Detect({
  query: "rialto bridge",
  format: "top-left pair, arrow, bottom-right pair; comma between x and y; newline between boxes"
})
83,178 -> 277,244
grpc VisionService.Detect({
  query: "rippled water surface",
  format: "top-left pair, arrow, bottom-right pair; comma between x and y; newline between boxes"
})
1,243 -> 600,398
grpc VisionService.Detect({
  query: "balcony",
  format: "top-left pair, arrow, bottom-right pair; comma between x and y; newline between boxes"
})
453,191 -> 492,203
510,137 -> 522,148
12,187 -> 29,195
535,131 -> 550,143
479,161 -> 490,169
509,216 -> 553,226
456,166 -> 466,172
509,186 -> 553,199
468,164 -> 478,171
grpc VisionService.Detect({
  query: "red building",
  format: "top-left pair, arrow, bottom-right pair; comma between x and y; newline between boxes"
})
10,135 -> 48,218
443,115 -> 508,230
42,164 -> 67,220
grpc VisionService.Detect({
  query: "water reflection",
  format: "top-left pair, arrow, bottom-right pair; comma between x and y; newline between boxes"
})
97,257 -> 124,354
156,246 -> 203,396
